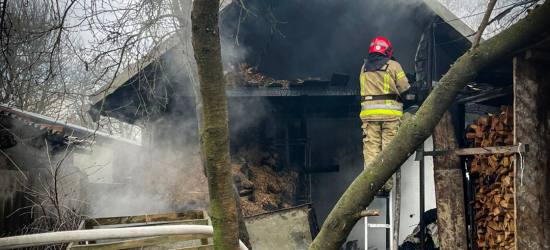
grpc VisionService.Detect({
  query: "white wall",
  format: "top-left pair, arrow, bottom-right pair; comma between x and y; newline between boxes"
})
396,137 -> 437,245
74,144 -> 114,184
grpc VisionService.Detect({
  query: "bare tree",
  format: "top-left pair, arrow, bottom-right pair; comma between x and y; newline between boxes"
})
0,0 -> 131,140
0,1 -> 83,113
3,134 -> 102,249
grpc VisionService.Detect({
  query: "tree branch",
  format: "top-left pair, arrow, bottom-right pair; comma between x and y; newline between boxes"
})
472,0 -> 499,49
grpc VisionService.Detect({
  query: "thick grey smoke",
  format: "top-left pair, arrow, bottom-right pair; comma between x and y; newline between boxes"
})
219,0 -> 432,82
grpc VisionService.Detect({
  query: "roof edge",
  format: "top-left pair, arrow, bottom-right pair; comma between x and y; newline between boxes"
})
421,0 -> 478,42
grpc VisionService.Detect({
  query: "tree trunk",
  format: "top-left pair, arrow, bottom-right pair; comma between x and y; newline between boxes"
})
190,1 -> 239,249
174,1 -> 251,248
432,111 -> 467,250
308,3 -> 550,249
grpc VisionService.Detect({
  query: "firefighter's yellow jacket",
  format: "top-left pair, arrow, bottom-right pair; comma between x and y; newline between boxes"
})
359,59 -> 410,121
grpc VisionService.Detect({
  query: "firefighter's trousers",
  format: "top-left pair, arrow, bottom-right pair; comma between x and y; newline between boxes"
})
361,119 -> 401,191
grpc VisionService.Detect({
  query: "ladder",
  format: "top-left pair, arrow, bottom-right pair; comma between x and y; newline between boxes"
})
364,176 -> 395,250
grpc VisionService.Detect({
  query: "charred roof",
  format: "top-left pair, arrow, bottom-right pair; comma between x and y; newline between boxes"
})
86,0 -> 478,124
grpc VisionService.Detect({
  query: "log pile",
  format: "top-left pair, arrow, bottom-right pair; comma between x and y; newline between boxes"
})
466,106 -> 515,250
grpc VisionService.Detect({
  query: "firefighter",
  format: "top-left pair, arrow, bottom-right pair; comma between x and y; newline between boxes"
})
360,36 -> 410,192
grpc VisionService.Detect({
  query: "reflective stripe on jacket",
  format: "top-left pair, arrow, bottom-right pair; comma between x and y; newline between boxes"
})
359,59 -> 410,121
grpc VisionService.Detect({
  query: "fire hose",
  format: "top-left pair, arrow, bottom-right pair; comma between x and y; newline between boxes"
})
0,225 -> 249,250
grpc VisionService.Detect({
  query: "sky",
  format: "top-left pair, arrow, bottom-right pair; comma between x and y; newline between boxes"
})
438,0 -> 538,38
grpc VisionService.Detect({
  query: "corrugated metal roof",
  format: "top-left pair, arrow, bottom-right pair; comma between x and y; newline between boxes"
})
0,104 -> 140,146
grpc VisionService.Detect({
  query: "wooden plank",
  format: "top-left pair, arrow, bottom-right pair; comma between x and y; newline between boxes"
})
203,211 -> 212,226
86,212 -> 203,226
525,49 -> 550,61
84,219 -> 96,244
37,124 -> 64,132
514,64 -> 518,250
169,244 -> 215,250
67,220 -> 86,249
422,145 -> 527,157
514,56 -> 550,250
432,111 -> 467,250
70,234 -> 210,250
201,211 -> 211,246
122,219 -> 210,228
456,86 -> 513,104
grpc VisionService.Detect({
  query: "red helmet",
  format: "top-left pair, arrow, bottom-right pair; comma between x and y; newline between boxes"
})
369,36 -> 393,58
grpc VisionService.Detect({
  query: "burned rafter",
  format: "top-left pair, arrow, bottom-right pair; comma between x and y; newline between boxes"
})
457,86 -> 513,105
225,62 -> 338,88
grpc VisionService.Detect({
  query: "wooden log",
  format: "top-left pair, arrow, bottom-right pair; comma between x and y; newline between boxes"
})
433,111 -> 468,250
87,212 -> 203,226
469,106 -> 517,250
359,210 -> 380,217
422,145 -> 526,157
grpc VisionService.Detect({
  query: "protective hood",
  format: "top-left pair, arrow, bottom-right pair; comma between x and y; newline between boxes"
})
364,52 -> 389,72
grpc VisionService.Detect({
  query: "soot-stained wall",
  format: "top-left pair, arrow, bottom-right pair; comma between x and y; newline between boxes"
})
220,0 -> 431,82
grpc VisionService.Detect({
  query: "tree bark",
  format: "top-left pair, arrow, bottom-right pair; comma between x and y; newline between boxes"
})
191,1 -> 239,249
472,0 -> 498,49
174,1 -> 251,248
432,112 -> 467,250
308,2 -> 550,249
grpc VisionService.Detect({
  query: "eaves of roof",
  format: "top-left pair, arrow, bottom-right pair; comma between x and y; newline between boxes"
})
85,0 -> 475,111
0,104 -> 141,146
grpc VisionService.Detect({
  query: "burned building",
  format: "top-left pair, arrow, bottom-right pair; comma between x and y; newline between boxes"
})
83,0 -> 491,249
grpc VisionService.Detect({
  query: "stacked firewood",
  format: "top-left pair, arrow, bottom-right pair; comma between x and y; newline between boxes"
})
467,106 -> 515,250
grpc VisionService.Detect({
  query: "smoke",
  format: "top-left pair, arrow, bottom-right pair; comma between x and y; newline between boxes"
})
73,4 -> 434,246
80,1 -> 275,218
216,0 -> 435,248
219,0 -> 433,81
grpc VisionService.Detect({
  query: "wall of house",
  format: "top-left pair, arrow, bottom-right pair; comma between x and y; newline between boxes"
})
0,170 -> 30,236
74,144 -> 114,184
0,118 -> 90,227
397,138 -> 437,244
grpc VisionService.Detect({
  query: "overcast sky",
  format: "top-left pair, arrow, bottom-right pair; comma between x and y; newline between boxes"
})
438,0 -> 535,38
